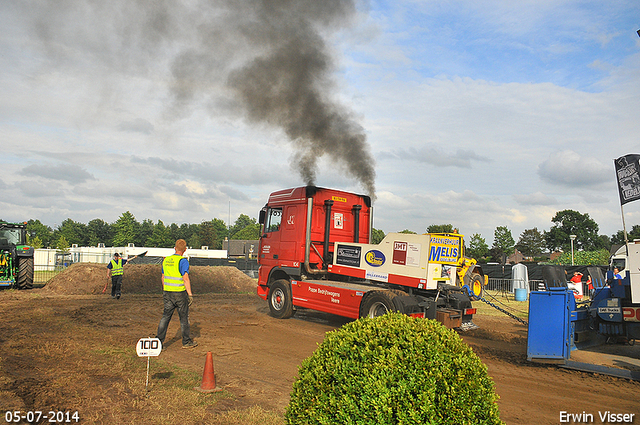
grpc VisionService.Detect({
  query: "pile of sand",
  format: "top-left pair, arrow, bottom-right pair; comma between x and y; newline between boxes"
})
44,263 -> 258,295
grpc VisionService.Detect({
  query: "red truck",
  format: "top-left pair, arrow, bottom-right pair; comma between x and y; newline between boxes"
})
257,186 -> 477,330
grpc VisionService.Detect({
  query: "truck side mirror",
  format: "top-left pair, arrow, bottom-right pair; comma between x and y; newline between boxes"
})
259,209 -> 266,225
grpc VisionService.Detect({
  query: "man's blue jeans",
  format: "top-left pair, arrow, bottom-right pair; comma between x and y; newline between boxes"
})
111,275 -> 123,297
156,290 -> 192,346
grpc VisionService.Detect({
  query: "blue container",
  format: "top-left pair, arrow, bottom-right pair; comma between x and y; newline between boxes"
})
527,289 -> 574,361
514,288 -> 527,301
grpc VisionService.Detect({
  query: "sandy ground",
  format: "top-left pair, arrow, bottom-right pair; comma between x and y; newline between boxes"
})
1,264 -> 639,424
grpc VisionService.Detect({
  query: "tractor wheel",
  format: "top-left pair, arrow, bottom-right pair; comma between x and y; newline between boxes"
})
268,279 -> 294,319
469,273 -> 484,300
17,256 -> 34,290
359,290 -> 401,318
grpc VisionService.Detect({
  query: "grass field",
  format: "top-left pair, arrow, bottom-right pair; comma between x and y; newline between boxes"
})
2,288 -> 531,424
1,293 -> 286,425
475,290 -> 530,321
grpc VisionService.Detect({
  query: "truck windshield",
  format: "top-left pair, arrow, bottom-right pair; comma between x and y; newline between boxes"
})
0,228 -> 22,245
611,258 -> 625,271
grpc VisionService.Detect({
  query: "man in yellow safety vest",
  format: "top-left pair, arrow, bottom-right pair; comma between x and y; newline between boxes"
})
106,253 -> 126,299
155,239 -> 198,349
106,252 -> 140,298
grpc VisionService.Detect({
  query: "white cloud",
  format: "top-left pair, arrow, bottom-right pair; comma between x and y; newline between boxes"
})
0,0 -> 639,242
176,180 -> 206,195
21,163 -> 96,184
391,145 -> 490,168
514,192 -> 558,206
537,151 -> 610,188
118,118 -> 155,134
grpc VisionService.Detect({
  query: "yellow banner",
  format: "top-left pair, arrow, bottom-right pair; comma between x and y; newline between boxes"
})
428,235 -> 461,263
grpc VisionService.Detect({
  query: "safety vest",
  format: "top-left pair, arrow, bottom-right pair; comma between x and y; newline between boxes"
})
163,254 -> 186,292
110,259 -> 123,276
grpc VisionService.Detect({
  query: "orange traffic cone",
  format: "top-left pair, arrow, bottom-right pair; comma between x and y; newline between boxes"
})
195,351 -> 223,392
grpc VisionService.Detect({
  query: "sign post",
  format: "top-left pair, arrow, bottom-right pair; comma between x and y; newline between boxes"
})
614,154 -> 640,246
136,337 -> 162,391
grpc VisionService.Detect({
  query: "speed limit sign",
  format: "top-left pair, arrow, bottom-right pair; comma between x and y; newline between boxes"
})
137,337 -> 162,391
136,337 -> 162,357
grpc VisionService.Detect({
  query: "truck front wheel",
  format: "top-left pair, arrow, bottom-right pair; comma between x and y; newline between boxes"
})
469,273 -> 484,300
268,280 -> 294,319
359,290 -> 399,318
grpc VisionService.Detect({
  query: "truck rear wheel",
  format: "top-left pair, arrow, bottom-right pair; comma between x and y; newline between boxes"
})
268,280 -> 294,319
359,290 -> 400,318
17,256 -> 34,290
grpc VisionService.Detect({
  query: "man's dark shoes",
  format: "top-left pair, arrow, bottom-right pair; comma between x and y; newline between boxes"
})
182,341 -> 198,349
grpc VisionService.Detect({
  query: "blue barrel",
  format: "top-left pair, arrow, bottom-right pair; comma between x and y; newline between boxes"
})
515,288 -> 528,301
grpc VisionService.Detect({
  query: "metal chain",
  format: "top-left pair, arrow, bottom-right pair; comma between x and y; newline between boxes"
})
477,296 -> 529,326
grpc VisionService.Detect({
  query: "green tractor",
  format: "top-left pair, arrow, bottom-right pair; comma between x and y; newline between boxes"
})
0,221 -> 34,289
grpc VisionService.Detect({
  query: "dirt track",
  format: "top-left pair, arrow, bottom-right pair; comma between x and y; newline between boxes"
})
1,265 -> 639,424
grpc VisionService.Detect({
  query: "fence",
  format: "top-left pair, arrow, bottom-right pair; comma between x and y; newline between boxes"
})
486,278 -> 545,294
27,246 -> 240,286
34,265 -> 66,284
29,260 -> 575,290
32,250 -> 70,284
29,256 -> 261,287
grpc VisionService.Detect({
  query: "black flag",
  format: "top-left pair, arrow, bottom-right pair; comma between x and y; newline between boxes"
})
615,154 -> 640,205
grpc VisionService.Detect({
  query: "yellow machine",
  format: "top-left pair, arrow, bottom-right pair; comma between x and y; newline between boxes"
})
456,254 -> 487,300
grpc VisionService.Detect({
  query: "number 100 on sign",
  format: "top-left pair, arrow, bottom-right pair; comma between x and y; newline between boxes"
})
136,338 -> 162,357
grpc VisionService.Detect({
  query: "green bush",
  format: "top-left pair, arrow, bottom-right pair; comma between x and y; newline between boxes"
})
550,249 -> 609,266
286,313 -> 502,425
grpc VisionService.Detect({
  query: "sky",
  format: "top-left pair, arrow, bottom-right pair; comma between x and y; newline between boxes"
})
1,0 -> 640,246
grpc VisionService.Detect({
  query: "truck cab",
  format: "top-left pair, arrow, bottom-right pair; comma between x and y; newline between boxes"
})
610,244 -> 629,276
257,186 -> 371,298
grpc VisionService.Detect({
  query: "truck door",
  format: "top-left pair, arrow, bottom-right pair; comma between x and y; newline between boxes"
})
280,205 -> 299,262
260,206 -> 300,263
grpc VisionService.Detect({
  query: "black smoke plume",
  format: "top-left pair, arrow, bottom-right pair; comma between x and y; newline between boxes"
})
26,0 -> 376,197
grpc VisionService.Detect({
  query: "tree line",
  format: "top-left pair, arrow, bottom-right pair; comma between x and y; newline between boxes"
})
25,212 -> 260,250
470,209 -> 633,264
18,208 -> 633,266
374,209 -> 634,266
